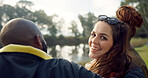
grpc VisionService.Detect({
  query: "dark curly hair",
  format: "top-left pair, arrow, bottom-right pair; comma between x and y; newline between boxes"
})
116,5 -> 143,38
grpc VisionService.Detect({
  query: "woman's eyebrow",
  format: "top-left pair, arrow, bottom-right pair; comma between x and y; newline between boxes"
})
91,31 -> 110,37
100,33 -> 109,37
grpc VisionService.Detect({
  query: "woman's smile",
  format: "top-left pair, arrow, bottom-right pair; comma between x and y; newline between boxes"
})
88,21 -> 113,59
90,45 -> 101,53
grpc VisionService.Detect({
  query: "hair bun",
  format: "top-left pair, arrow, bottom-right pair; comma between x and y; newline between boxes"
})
116,5 -> 143,28
116,5 -> 143,37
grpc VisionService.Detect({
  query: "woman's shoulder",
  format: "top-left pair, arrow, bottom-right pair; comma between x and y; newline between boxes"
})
124,67 -> 144,78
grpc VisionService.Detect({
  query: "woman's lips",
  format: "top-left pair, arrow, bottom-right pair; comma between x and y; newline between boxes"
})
90,47 -> 100,52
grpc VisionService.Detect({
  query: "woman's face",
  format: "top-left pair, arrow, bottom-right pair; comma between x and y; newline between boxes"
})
89,21 -> 113,59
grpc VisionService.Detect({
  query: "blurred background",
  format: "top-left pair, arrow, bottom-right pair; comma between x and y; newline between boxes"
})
0,0 -> 148,66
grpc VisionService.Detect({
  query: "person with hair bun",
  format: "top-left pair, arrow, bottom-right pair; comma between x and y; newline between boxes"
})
116,5 -> 148,78
85,15 -> 145,78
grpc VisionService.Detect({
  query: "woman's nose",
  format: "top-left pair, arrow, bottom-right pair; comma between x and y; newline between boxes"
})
92,37 -> 99,44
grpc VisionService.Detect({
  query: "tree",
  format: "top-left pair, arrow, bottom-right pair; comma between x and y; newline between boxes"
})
121,0 -> 148,37
53,16 -> 65,36
16,0 -> 34,10
0,4 -> 33,26
48,24 -> 57,37
33,10 -> 50,27
0,5 -> 15,30
69,20 -> 80,37
32,10 -> 58,36
78,14 -> 86,37
15,6 -> 33,19
0,4 -> 58,37
78,12 -> 97,38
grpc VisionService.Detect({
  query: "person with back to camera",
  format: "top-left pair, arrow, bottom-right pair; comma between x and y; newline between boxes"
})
116,5 -> 148,78
0,18 -> 102,78
85,15 -> 145,78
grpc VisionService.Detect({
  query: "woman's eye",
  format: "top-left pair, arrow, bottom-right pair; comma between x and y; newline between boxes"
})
91,33 -> 96,37
100,36 -> 107,40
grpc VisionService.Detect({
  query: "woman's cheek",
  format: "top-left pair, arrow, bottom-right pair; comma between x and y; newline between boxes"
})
88,38 -> 92,47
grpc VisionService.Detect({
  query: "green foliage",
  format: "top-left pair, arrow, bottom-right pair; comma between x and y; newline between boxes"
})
44,35 -> 88,47
0,1 -> 58,36
32,10 -> 57,36
15,6 -> 33,19
16,0 -> 34,8
33,10 -> 51,25
135,45 -> 148,68
44,35 -> 57,46
0,4 -> 33,24
130,38 -> 148,47
69,20 -> 80,37
78,12 -> 97,38
48,24 -> 57,37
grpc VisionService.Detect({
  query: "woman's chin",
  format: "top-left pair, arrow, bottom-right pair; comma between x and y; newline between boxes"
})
89,53 -> 99,59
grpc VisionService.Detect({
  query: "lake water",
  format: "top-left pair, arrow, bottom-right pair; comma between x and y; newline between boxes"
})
47,44 -> 92,64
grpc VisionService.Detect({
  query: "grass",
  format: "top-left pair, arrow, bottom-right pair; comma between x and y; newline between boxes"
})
135,45 -> 148,68
130,38 -> 148,47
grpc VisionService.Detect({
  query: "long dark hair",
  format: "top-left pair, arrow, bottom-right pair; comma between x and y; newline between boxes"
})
116,5 -> 148,78
88,18 -> 132,78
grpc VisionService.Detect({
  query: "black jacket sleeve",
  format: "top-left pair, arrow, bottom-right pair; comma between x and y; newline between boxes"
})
55,58 -> 102,78
70,60 -> 102,78
124,67 -> 144,78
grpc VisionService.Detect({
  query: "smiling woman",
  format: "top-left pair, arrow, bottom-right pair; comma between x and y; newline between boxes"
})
85,15 -> 145,78
88,21 -> 113,59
